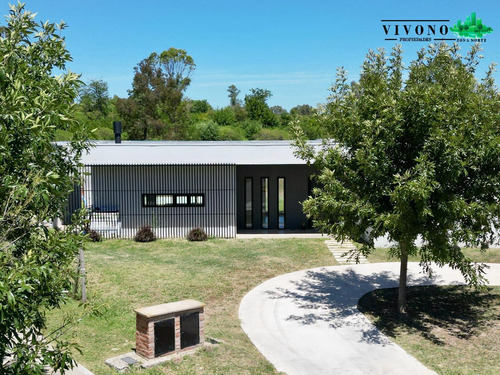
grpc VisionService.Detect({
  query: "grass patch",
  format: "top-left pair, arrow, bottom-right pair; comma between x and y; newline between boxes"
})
358,285 -> 500,375
366,247 -> 500,263
46,238 -> 334,374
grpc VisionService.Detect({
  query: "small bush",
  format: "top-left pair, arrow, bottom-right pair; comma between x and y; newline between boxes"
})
187,227 -> 208,242
92,127 -> 114,140
88,230 -> 102,242
240,119 -> 262,139
254,128 -> 291,140
219,126 -> 246,140
134,226 -> 156,242
197,120 -> 221,141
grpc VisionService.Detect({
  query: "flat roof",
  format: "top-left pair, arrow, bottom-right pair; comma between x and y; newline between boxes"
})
76,140 -> 321,165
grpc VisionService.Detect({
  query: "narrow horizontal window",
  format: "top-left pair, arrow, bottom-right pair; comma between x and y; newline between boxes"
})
176,195 -> 188,205
142,194 -> 205,207
190,195 -> 203,205
156,195 -> 173,206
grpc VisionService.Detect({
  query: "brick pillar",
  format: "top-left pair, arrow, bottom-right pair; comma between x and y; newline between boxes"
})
175,316 -> 181,350
199,310 -> 205,344
136,314 -> 154,359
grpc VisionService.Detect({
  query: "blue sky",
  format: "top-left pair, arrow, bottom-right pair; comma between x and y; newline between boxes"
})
8,0 -> 500,110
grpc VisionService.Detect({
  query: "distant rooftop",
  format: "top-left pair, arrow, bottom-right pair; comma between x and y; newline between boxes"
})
77,140 -> 321,165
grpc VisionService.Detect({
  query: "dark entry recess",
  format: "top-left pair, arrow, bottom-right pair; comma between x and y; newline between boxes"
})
180,312 -> 200,349
154,318 -> 175,356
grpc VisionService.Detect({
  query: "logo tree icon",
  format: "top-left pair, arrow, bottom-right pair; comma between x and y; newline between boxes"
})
451,12 -> 493,38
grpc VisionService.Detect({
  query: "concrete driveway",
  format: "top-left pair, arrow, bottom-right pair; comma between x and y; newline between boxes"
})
239,262 -> 500,375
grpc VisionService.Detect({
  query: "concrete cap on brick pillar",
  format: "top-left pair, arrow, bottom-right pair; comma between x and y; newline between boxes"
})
135,300 -> 205,318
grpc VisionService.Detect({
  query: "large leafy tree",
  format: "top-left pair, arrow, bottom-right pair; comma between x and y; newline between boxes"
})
295,43 -> 500,313
117,47 -> 195,139
244,88 -> 279,127
78,79 -> 110,117
0,3 -> 89,373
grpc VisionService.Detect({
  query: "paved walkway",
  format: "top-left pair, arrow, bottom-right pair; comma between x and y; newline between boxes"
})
236,232 -> 325,239
324,239 -> 368,264
239,262 -> 500,375
62,364 -> 94,375
51,362 -> 93,375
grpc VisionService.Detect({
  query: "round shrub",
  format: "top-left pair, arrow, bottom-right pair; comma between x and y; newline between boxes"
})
88,230 -> 102,242
134,226 -> 156,242
197,120 -> 221,141
211,107 -> 236,126
187,227 -> 208,242
219,126 -> 245,140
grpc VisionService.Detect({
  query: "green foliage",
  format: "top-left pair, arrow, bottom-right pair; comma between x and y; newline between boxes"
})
197,120 -> 220,141
78,79 -> 110,117
270,105 -> 287,116
227,84 -> 241,106
291,104 -> 315,116
187,227 -> 208,241
219,126 -> 246,140
295,43 -> 500,309
233,105 -> 248,122
54,129 -> 74,141
134,226 -> 156,243
189,99 -> 212,114
117,48 -> 195,140
92,127 -> 114,140
240,119 -> 262,139
292,115 -> 323,139
0,3 -> 89,373
244,88 -> 279,127
254,128 -> 292,140
211,107 -> 236,126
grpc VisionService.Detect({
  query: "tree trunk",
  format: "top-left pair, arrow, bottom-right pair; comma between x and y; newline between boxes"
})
398,241 -> 409,314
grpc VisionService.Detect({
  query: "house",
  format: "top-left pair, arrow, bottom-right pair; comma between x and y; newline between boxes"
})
66,139 -> 319,238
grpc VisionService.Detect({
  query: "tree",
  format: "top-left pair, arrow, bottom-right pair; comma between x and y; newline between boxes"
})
291,104 -> 315,116
294,43 -> 500,313
270,105 -> 286,116
117,48 -> 196,140
244,88 -> 279,127
189,99 -> 212,114
79,79 -> 110,116
227,84 -> 241,106
0,3 -> 89,373
212,107 -> 236,126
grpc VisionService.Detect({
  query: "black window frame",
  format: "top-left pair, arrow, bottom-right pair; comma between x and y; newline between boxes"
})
142,193 -> 205,208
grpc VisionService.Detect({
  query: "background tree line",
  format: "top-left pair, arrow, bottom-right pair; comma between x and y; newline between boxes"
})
57,48 -> 324,142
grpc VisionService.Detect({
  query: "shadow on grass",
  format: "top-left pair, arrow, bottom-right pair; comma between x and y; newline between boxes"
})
358,286 -> 500,345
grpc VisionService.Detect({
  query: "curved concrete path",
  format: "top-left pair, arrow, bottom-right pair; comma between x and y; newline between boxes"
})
239,262 -> 500,375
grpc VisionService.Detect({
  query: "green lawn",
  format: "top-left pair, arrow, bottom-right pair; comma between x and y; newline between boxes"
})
363,246 -> 500,375
359,285 -> 500,375
46,238 -> 335,375
46,238 -> 500,374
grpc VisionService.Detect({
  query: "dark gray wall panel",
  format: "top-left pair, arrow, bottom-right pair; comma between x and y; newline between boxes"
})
236,165 -> 313,230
